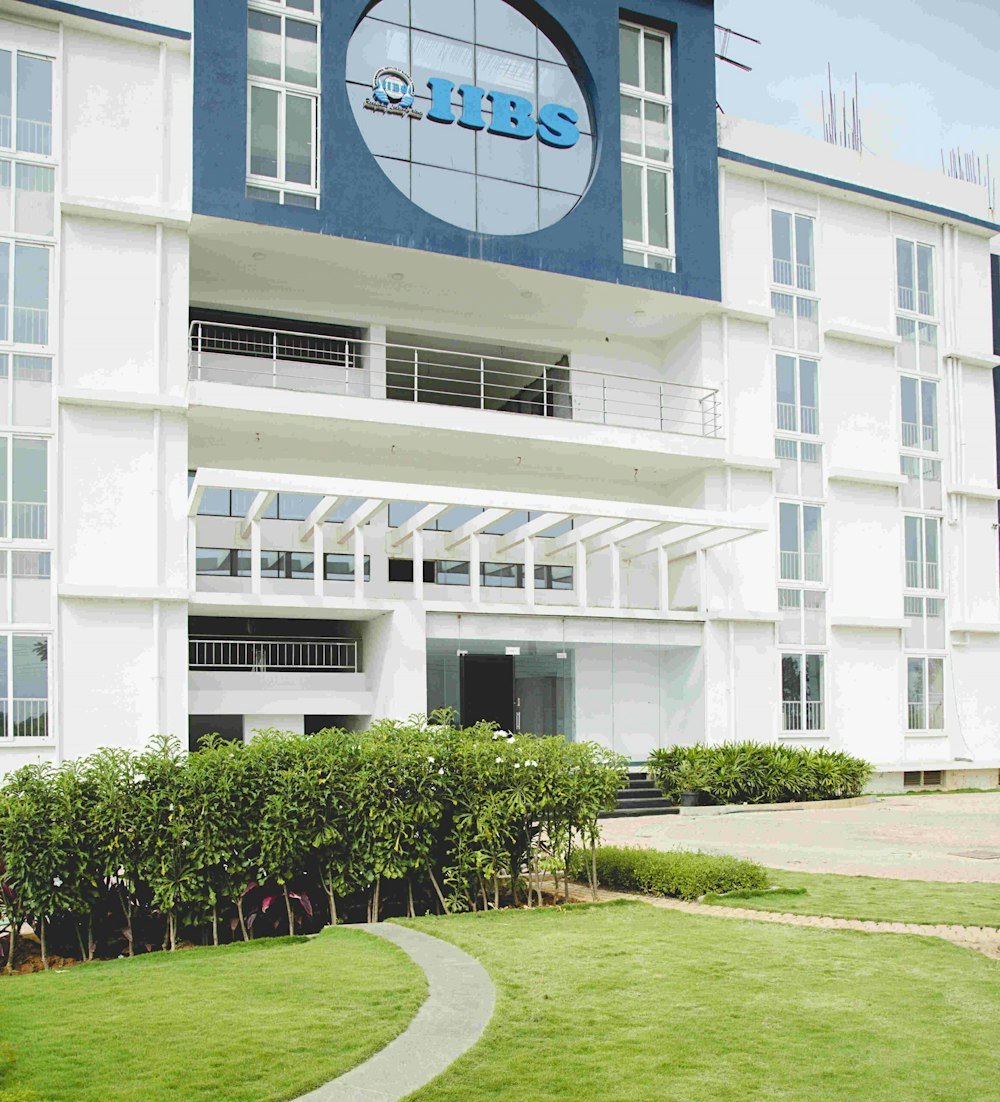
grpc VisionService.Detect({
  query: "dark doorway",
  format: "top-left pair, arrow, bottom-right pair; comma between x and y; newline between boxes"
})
461,655 -> 515,730
188,714 -> 243,753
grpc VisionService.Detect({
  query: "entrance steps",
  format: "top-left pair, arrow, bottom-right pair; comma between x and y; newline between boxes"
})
601,770 -> 679,818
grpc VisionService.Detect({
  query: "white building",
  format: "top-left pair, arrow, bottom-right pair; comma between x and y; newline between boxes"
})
0,0 -> 998,791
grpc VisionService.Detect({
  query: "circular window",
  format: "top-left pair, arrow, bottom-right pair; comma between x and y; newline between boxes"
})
346,0 -> 595,235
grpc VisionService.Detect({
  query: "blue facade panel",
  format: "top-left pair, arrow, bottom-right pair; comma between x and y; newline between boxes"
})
193,0 -> 721,301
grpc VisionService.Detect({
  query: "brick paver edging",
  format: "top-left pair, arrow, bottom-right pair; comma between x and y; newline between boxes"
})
569,884 -> 1000,960
294,922 -> 495,1102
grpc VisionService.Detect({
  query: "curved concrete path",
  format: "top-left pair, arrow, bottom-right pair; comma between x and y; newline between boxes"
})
295,922 -> 494,1102
568,884 -> 1000,960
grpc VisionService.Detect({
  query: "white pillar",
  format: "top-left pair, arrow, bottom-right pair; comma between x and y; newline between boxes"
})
576,541 -> 587,608
313,524 -> 324,597
658,546 -> 670,612
524,537 -> 535,607
250,520 -> 261,596
353,526 -> 365,601
366,323 -> 387,400
413,527 -> 424,600
470,533 -> 481,604
610,544 -> 622,609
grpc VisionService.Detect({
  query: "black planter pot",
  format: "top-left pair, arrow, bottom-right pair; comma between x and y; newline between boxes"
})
679,790 -> 701,807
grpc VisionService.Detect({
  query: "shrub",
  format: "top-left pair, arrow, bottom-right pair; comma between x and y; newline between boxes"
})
569,845 -> 768,901
647,743 -> 872,805
0,719 -> 627,964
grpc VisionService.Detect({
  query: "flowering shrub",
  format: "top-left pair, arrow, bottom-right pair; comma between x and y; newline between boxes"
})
0,718 -> 626,969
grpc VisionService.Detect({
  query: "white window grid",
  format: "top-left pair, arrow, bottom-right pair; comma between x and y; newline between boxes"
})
246,0 -> 321,203
0,432 -> 48,542
0,548 -> 51,629
899,375 -> 938,453
0,629 -> 51,741
779,500 -> 823,585
778,587 -> 826,646
895,237 -> 938,376
771,292 -> 820,355
781,651 -> 825,733
0,236 -> 52,348
775,354 -> 819,436
620,21 -> 675,271
904,514 -> 941,593
907,654 -> 944,733
0,157 -> 56,241
903,595 -> 945,651
770,209 -> 815,292
896,316 -> 939,377
895,238 -> 935,317
775,437 -> 823,499
900,455 -> 942,513
0,51 -> 54,160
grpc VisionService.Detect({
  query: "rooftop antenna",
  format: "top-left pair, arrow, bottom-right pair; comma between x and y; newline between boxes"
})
941,146 -> 997,213
822,65 -> 863,152
714,24 -> 760,113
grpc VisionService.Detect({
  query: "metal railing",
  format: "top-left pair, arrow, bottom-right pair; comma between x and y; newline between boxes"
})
12,698 -> 47,738
796,263 -> 814,292
16,119 -> 51,156
188,320 -> 723,439
13,306 -> 48,346
189,636 -> 359,673
777,403 -> 819,434
12,501 -> 46,540
783,700 -> 823,731
772,258 -> 793,285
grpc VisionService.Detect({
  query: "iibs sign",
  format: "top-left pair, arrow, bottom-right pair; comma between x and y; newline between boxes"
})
348,0 -> 594,235
365,67 -> 580,150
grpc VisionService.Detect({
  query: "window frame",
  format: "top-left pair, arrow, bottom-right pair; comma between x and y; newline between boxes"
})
775,353 -> 819,436
899,375 -> 938,453
904,514 -> 942,592
0,50 -> 55,160
770,291 -> 820,354
774,437 -> 823,499
778,500 -> 823,584
907,654 -> 944,732
781,651 -> 825,733
777,587 -> 826,646
246,0 -> 321,205
899,454 -> 942,512
619,20 -> 675,272
770,209 -> 815,292
0,629 -> 51,742
903,595 -> 945,651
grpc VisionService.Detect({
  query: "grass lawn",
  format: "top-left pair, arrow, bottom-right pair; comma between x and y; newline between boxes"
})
401,901 -> 999,1102
702,868 -> 1000,927
0,929 -> 426,1102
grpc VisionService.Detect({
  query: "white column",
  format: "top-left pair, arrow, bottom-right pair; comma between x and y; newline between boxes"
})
470,533 -> 481,604
658,546 -> 670,612
365,324 -> 387,400
353,526 -> 365,601
413,527 -> 424,601
313,524 -> 324,597
576,541 -> 587,608
250,520 -> 262,596
610,544 -> 622,609
524,537 -> 535,608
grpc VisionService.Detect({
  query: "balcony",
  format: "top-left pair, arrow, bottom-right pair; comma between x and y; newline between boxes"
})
188,319 -> 721,439
189,636 -> 358,673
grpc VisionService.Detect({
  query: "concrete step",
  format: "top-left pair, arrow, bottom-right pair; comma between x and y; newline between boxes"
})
601,805 -> 680,818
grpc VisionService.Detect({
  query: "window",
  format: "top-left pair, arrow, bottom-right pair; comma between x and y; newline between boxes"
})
779,502 -> 822,582
771,293 -> 819,353
0,353 -> 51,428
896,239 -> 934,316
324,553 -> 370,582
907,656 -> 944,731
896,316 -> 938,376
0,161 -> 55,237
781,652 -> 824,731
195,548 -> 252,577
620,22 -> 674,272
435,560 -> 471,586
260,549 -> 313,578
247,2 -> 320,205
778,588 -> 826,645
0,632 -> 48,739
771,211 -> 814,291
194,487 -> 357,522
904,515 -> 940,590
0,435 -> 46,539
775,438 -> 822,498
904,596 -> 945,650
900,456 -> 942,512
900,376 -> 938,451
0,52 -> 53,156
0,241 -> 50,345
775,355 -> 818,434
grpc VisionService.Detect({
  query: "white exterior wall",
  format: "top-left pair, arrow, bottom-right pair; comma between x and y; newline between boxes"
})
0,3 -> 997,784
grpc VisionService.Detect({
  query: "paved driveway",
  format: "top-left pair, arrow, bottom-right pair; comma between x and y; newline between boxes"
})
599,793 -> 1000,882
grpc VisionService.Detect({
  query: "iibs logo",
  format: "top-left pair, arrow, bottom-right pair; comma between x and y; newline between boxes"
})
365,67 -> 424,119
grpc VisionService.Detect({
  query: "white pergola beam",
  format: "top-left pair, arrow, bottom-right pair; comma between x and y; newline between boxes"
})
618,523 -> 709,562
542,517 -> 623,557
585,519 -> 662,556
389,503 -> 451,548
493,512 -> 570,556
666,525 -> 764,560
335,498 -> 385,546
300,495 -> 348,541
239,491 -> 275,539
444,508 -> 512,551
187,482 -> 206,518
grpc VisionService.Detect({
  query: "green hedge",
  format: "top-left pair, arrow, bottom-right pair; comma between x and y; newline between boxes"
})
0,720 -> 626,969
569,845 -> 768,901
647,743 -> 872,805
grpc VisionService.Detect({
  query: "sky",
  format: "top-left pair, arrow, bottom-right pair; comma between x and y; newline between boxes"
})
713,0 -> 1000,202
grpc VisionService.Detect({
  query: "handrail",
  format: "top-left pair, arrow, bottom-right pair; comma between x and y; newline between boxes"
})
187,320 -> 723,439
189,636 -> 359,673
